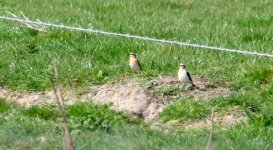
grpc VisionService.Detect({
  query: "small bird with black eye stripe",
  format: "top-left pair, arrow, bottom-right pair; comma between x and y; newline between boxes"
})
178,63 -> 195,87
129,53 -> 141,72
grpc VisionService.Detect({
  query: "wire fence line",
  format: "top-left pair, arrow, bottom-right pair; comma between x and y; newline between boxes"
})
1,16 -> 273,58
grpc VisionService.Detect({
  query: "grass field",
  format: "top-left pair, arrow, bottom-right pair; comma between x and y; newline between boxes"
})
0,0 -> 273,149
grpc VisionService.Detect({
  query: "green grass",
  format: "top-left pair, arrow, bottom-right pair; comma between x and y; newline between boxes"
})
0,99 -> 273,150
161,99 -> 210,121
0,98 -> 11,113
161,85 -> 273,128
21,102 -> 141,132
0,0 -> 272,91
0,0 -> 273,149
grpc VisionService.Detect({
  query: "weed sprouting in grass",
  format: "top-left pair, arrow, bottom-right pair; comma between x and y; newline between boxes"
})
0,99 -> 11,113
21,101 -> 141,132
22,106 -> 60,120
154,86 -> 181,96
66,102 -> 141,132
248,68 -> 273,85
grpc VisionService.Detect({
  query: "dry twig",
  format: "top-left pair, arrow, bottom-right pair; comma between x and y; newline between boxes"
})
205,108 -> 215,150
48,61 -> 74,150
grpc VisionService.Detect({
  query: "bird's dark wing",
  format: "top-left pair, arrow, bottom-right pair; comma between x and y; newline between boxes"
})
137,60 -> 141,70
186,71 -> 193,82
187,71 -> 196,87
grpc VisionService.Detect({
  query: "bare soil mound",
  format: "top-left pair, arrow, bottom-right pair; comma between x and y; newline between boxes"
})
78,75 -> 232,121
0,76 -> 233,121
83,82 -> 164,121
147,76 -> 232,102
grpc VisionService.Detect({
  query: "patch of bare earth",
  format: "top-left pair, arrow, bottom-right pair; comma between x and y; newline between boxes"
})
0,76 -> 233,122
0,87 -> 81,107
148,76 -> 232,101
81,82 -> 164,121
152,106 -> 247,132
184,106 -> 246,128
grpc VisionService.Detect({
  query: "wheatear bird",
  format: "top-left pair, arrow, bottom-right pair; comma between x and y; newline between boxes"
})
178,63 -> 195,87
129,53 -> 141,72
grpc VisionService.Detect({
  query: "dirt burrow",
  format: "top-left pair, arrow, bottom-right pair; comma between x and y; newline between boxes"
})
0,76 -> 233,122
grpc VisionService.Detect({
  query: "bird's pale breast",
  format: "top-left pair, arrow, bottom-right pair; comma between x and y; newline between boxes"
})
178,69 -> 191,83
130,58 -> 140,71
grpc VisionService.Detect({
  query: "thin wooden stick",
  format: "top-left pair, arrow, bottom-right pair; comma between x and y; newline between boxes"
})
48,77 -> 61,107
205,108 -> 215,150
48,61 -> 74,150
